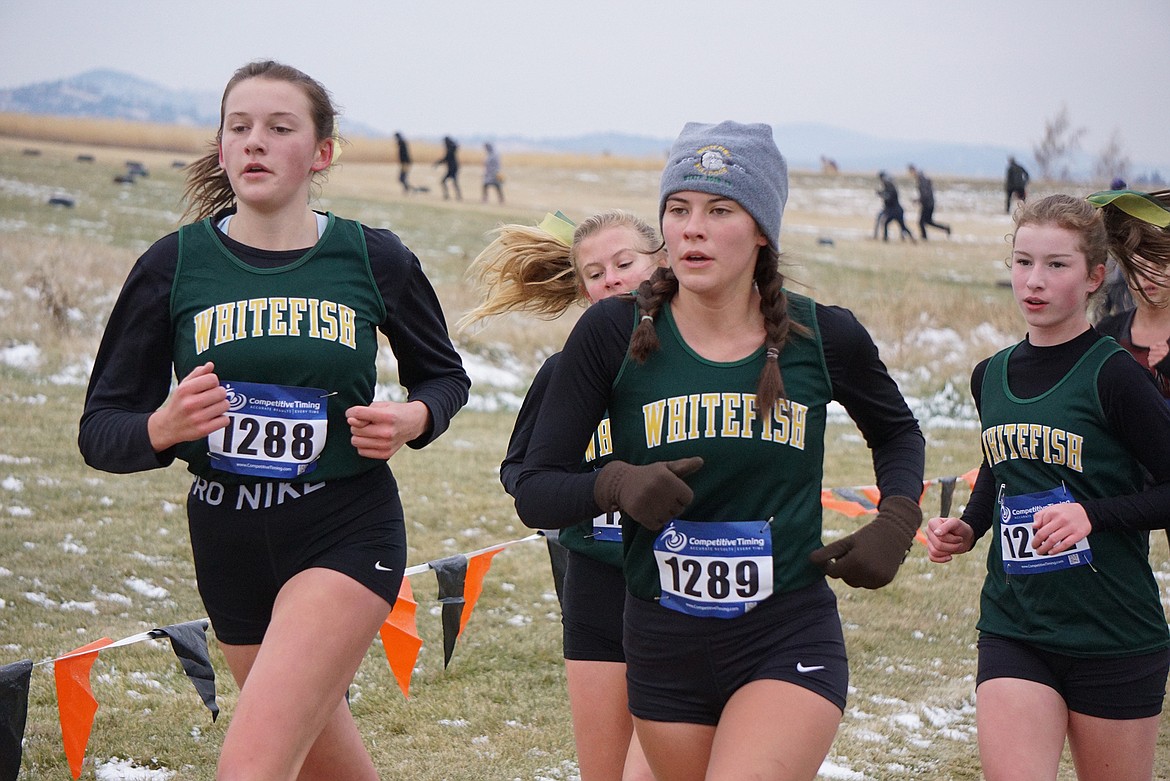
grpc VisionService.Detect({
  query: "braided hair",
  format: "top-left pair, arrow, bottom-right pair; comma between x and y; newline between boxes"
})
628,244 -> 809,413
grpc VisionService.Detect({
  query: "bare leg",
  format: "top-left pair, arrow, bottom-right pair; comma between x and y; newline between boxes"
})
565,661 -> 628,780
632,717 -> 713,781
621,729 -> 653,781
1067,710 -> 1160,781
565,659 -> 650,781
976,678 -> 1067,781
216,568 -> 391,781
705,680 -> 840,781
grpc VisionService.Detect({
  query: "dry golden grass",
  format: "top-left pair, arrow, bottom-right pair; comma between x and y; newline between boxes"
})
4,125 -> 1168,780
0,234 -> 133,354
0,113 -> 211,155
0,112 -> 664,170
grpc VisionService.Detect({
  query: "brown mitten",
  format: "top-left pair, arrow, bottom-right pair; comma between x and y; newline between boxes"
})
593,457 -> 704,531
809,494 -> 922,589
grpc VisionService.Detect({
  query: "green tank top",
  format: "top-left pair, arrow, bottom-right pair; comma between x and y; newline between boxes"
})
171,214 -> 387,482
557,414 -> 624,568
976,338 -> 1169,656
611,292 -> 831,600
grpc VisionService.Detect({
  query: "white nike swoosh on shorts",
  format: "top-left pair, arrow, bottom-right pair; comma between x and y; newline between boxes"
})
796,663 -> 826,673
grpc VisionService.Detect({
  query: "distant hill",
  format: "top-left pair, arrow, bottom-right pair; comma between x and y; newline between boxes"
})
0,69 -> 383,138
2,70 -> 1162,182
0,69 -> 221,127
772,122 -> 1025,179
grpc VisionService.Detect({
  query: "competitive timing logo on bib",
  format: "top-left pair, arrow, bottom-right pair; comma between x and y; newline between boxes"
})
660,526 -> 688,552
224,384 -> 248,411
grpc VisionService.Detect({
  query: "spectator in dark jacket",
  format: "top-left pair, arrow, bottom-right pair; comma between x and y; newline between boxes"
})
394,132 -> 412,194
876,171 -> 916,243
1005,156 -> 1030,213
435,136 -> 461,200
908,164 -> 951,239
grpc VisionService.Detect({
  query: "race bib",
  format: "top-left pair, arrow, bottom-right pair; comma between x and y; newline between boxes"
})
591,509 -> 622,542
653,520 -> 773,619
207,381 -> 328,479
998,484 -> 1092,575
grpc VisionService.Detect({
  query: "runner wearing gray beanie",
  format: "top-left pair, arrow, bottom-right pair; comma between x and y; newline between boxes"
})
658,120 -> 788,250
511,117 -> 925,781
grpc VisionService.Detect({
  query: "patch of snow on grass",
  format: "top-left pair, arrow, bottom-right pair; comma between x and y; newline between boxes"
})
0,343 -> 40,369
94,757 -> 176,781
124,577 -> 169,599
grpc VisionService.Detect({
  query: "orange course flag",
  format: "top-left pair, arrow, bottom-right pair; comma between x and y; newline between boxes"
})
820,488 -> 875,518
379,579 -> 423,699
53,637 -> 113,779
460,548 -> 504,637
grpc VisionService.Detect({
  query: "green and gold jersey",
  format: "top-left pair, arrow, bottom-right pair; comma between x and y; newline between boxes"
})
977,337 -> 1169,656
171,214 -> 386,482
611,293 -> 832,600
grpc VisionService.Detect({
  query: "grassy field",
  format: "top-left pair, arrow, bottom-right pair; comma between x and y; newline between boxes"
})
2,126 -> 1169,780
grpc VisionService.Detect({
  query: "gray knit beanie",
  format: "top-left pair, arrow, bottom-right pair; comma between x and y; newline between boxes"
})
658,121 -> 788,250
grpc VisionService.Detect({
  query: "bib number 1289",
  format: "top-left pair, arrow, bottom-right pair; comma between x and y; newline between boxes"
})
653,520 -> 774,619
660,556 -> 761,600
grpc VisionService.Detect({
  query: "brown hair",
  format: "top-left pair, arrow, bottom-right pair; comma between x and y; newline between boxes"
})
1100,189 -> 1170,303
1013,194 -> 1110,268
1014,192 -> 1170,306
181,61 -> 339,222
458,210 -> 663,331
628,244 -> 809,413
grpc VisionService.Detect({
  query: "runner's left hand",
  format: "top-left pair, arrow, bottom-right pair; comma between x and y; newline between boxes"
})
810,495 -> 922,589
347,400 -> 430,460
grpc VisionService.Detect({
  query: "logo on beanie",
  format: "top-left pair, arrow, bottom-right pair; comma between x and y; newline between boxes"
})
693,144 -> 730,177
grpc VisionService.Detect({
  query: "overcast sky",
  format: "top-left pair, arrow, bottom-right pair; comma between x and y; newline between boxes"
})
2,0 -> 1166,167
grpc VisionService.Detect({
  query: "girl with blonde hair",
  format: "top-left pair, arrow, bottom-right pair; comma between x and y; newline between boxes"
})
464,208 -> 665,781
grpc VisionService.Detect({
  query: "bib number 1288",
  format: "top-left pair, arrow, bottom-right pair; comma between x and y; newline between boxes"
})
220,416 -> 317,461
207,381 -> 328,478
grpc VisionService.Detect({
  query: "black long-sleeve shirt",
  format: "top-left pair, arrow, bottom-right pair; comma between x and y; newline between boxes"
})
962,328 -> 1170,538
511,295 -> 925,529
79,220 -> 470,474
499,354 -> 558,497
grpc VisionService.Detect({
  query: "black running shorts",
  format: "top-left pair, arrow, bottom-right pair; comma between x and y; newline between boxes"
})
561,549 -> 627,663
624,579 -> 849,725
187,464 -> 405,645
977,633 -> 1169,719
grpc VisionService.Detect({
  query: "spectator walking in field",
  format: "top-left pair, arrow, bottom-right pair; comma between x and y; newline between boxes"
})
394,131 -> 413,194
435,135 -> 461,200
908,164 -> 951,239
876,170 -> 916,242
79,60 -> 470,781
482,142 -> 504,204
1005,156 -> 1030,213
